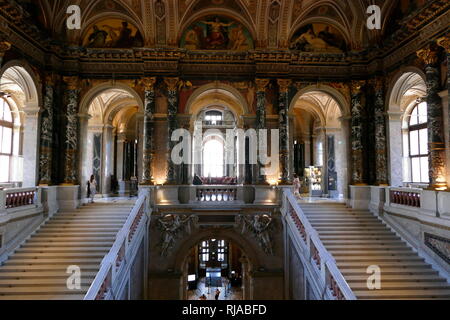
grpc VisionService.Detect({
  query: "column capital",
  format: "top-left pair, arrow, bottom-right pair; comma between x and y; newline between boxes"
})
416,46 -> 439,65
141,77 -> 157,91
350,80 -> 366,94
255,78 -> 270,93
369,77 -> 384,91
437,35 -> 450,53
164,77 -> 180,91
0,41 -> 11,56
63,76 -> 80,90
277,79 -> 292,93
45,74 -> 56,86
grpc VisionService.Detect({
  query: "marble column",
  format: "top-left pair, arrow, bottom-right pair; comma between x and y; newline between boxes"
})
417,46 -> 447,190
278,79 -> 292,185
38,74 -> 55,185
255,79 -> 270,185
62,76 -> 80,185
371,77 -> 389,185
164,77 -> 179,185
350,80 -> 366,185
141,77 -> 157,185
102,124 -> 114,196
0,41 -> 11,65
437,35 -> 450,188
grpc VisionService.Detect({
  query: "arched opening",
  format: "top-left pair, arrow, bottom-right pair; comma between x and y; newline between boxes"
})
182,237 -> 249,301
0,65 -> 39,187
80,87 -> 143,200
290,90 -> 349,199
388,70 -> 427,187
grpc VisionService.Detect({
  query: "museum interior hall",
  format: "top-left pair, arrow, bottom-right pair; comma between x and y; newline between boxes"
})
0,0 -> 449,301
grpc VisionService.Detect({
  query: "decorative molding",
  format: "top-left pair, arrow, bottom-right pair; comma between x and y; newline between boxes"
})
424,233 -> 450,265
417,46 -> 439,65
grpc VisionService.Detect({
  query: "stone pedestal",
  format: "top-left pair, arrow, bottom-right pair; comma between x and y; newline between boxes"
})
369,186 -> 386,216
349,185 -> 371,210
41,186 -> 59,217
420,190 -> 438,217
156,185 -> 179,205
56,185 -> 80,211
253,186 -> 278,205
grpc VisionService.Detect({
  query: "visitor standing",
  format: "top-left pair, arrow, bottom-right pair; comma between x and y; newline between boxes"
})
215,289 -> 221,300
88,175 -> 97,203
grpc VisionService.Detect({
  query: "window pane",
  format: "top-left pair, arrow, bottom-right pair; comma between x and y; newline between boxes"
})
409,130 -> 419,156
420,157 -> 429,183
418,102 -> 427,124
0,155 -> 9,182
419,129 -> 428,155
411,157 -> 421,182
1,127 -> 12,154
409,106 -> 418,126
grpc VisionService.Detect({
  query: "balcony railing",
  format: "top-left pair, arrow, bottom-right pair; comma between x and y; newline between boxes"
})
0,187 -> 40,211
196,186 -> 238,202
282,189 -> 356,300
389,188 -> 421,208
84,195 -> 149,300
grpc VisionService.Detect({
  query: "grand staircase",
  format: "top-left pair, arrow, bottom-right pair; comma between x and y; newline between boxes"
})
300,202 -> 450,300
0,200 -> 134,300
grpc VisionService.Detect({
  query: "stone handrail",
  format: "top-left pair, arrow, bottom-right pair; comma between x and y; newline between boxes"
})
84,195 -> 149,300
282,189 -> 356,300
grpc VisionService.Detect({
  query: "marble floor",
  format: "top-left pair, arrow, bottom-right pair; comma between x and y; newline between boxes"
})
188,278 -> 243,301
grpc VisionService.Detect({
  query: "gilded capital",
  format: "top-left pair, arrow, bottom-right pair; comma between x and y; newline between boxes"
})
350,80 -> 365,94
164,77 -> 180,91
0,41 -> 11,55
255,79 -> 270,93
141,77 -> 157,91
63,76 -> 80,90
417,47 -> 439,65
437,35 -> 450,53
277,79 -> 292,93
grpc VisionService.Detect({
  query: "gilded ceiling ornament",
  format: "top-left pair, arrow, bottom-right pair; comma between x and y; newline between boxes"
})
416,47 -> 439,65
277,79 -> 292,93
350,80 -> 365,94
255,79 -> 270,93
63,76 -> 80,90
437,35 -> 450,53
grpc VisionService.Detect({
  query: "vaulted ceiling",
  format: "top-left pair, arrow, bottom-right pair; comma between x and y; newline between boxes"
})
22,0 -> 404,50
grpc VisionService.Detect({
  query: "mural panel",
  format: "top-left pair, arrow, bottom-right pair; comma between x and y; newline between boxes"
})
290,23 -> 347,53
83,19 -> 143,48
180,16 -> 254,51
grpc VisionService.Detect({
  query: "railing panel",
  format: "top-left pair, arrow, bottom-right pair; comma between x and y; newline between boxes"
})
4,188 -> 37,209
195,186 -> 238,202
389,188 -> 421,208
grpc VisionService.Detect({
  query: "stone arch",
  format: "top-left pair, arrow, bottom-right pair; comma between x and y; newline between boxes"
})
386,68 -> 427,187
0,60 -> 42,187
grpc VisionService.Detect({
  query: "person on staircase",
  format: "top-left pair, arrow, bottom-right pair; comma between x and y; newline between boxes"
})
87,175 -> 97,204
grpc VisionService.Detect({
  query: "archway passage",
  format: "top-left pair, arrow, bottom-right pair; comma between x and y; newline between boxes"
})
184,238 -> 247,301
291,90 -> 349,199
81,87 -> 143,199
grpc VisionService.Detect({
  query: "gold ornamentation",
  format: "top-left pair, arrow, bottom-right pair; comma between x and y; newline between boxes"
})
141,77 -> 157,91
164,77 -> 180,91
45,74 -> 55,86
437,35 -> 450,53
277,79 -> 292,93
255,79 -> 270,93
0,41 -> 11,55
350,80 -> 365,94
63,76 -> 80,90
417,47 -> 439,65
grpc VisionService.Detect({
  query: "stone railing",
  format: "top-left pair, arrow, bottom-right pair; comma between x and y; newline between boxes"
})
195,186 -> 238,202
1,187 -> 39,210
282,189 -> 356,300
84,195 -> 149,300
389,188 -> 421,208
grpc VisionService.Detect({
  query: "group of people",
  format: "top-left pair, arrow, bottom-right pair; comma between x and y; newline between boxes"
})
198,289 -> 221,301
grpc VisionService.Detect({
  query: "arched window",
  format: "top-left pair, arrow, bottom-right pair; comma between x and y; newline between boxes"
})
203,137 -> 225,178
408,101 -> 429,183
0,98 -> 14,182
204,110 -> 223,125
